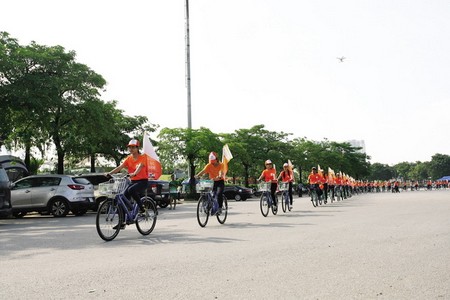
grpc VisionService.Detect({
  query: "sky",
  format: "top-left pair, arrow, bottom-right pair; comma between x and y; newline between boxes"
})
2,0 -> 450,165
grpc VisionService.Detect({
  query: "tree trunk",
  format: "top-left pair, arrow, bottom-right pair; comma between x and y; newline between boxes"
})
188,159 -> 197,199
24,144 -> 31,174
90,154 -> 96,173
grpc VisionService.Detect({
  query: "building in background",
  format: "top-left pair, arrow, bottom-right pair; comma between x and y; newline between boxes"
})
347,140 -> 366,154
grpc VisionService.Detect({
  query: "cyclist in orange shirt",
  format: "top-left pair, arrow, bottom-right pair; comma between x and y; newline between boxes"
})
258,160 -> 278,209
195,152 -> 225,214
277,162 -> 294,209
308,167 -> 323,199
108,139 -> 148,229
108,139 -> 148,210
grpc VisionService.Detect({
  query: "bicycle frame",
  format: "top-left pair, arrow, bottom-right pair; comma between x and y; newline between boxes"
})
202,189 -> 219,214
114,193 -> 139,224
263,191 -> 273,206
196,181 -> 227,227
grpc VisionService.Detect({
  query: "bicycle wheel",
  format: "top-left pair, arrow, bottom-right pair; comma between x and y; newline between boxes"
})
281,192 -> 287,213
197,195 -> 210,227
311,191 -> 317,207
96,199 -> 123,241
136,197 -> 157,235
260,193 -> 269,217
271,195 -> 278,215
216,196 -> 228,224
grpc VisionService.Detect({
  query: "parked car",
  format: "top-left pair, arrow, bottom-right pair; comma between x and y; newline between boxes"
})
223,185 -> 253,201
75,173 -> 110,211
79,173 -> 172,209
147,180 -> 170,208
11,174 -> 94,218
0,155 -> 28,182
0,165 -> 12,218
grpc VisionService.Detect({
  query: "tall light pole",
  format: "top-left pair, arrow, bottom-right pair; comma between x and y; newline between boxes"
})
185,0 -> 195,191
185,0 -> 192,129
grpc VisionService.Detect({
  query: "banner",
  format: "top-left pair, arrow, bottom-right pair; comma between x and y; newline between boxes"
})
221,144 -> 233,177
143,132 -> 162,179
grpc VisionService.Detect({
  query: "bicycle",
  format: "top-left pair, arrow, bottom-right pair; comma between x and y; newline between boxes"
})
335,185 -> 342,201
196,179 -> 228,227
96,174 -> 157,241
279,182 -> 292,213
309,184 -> 320,207
258,182 -> 278,217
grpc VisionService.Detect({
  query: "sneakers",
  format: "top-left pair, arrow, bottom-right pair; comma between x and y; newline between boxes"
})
113,223 -> 126,230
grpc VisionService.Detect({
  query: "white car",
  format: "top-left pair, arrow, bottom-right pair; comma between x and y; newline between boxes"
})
11,174 -> 94,217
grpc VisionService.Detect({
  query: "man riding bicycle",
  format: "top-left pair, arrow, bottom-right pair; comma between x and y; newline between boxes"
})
195,152 -> 225,215
308,167 -> 323,199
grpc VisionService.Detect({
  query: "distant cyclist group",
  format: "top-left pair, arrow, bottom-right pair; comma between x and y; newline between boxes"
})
95,139 -> 448,241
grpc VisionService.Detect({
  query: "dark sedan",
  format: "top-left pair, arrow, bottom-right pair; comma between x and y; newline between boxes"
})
223,185 -> 253,201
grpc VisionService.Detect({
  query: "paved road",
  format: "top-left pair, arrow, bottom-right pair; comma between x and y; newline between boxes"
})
1,190 -> 449,299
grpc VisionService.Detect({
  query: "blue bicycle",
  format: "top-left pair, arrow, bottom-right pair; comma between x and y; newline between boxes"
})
279,182 -> 292,213
196,179 -> 228,227
96,174 -> 158,241
259,182 -> 278,217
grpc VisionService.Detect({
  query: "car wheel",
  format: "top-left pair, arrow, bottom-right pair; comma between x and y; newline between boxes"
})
49,198 -> 70,217
13,211 -> 27,218
234,194 -> 242,201
158,195 -> 169,208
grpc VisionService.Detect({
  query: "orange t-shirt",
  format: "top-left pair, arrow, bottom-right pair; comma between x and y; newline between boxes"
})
308,173 -> 322,184
123,154 -> 148,181
280,170 -> 293,182
261,168 -> 277,183
201,162 -> 224,181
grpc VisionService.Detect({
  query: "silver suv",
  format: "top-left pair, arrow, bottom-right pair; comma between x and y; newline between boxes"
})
11,174 -> 94,218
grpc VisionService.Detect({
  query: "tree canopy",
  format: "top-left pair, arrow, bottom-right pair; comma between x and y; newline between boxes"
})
2,32 -> 449,182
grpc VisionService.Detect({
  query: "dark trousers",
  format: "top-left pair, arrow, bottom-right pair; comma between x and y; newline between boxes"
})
271,182 -> 278,205
287,182 -> 293,205
124,179 -> 148,209
213,180 -> 225,208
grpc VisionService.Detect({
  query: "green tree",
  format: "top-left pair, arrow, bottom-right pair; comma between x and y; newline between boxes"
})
1,33 -> 107,173
222,125 -> 291,187
429,154 -> 450,180
157,127 -> 222,197
393,162 -> 415,180
409,161 -> 430,181
368,163 -> 395,181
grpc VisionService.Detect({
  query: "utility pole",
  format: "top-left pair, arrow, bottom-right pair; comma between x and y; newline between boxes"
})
185,0 -> 195,195
185,0 -> 192,129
